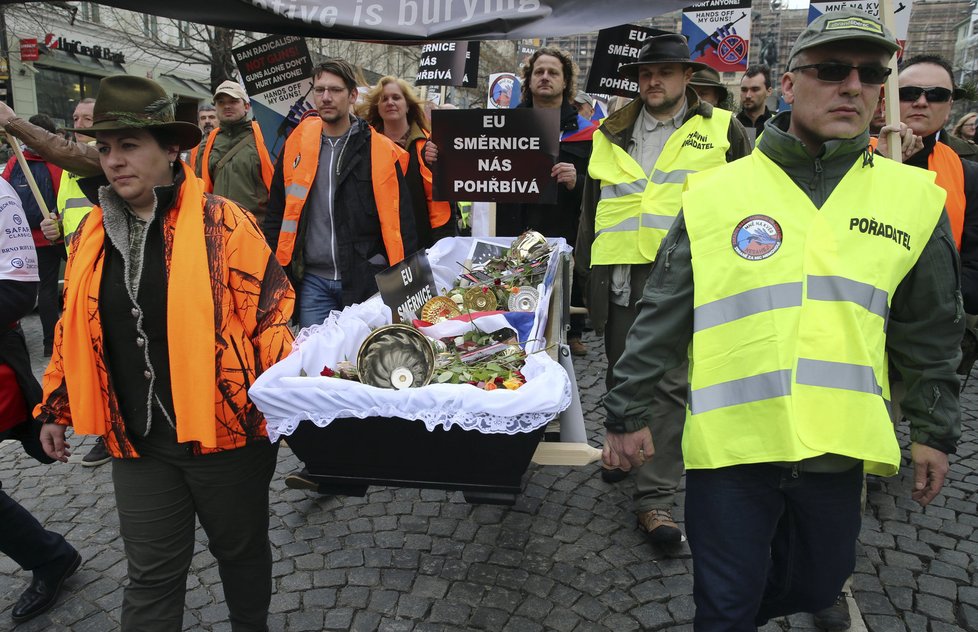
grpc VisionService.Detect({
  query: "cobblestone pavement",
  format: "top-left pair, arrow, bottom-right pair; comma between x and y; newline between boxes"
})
0,312 -> 973,631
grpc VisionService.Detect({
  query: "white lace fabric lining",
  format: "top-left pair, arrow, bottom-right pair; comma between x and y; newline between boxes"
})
251,238 -> 573,440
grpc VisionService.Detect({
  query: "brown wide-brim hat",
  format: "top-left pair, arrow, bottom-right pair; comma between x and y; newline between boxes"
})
618,33 -> 708,78
64,75 -> 202,151
690,68 -> 729,102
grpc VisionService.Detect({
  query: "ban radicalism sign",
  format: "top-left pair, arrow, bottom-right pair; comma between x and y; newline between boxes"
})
24,1 -> 695,41
430,108 -> 559,203
234,35 -> 315,161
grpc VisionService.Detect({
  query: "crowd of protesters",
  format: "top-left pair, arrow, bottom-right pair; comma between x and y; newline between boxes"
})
0,10 -> 972,631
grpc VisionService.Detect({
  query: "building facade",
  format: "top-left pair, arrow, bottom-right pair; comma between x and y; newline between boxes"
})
2,3 -> 215,126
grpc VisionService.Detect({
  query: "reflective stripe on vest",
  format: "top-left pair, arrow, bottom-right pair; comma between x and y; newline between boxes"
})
57,171 -> 93,254
682,150 -> 945,476
588,109 -> 731,266
274,117 -> 408,268
198,121 -> 275,193
693,276 -> 890,332
929,142 -> 966,249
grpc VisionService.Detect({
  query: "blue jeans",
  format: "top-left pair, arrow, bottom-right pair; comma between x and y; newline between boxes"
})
685,462 -> 863,631
297,273 -> 344,329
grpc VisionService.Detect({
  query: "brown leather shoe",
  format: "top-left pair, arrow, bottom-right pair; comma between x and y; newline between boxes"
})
637,508 -> 683,544
568,337 -> 587,357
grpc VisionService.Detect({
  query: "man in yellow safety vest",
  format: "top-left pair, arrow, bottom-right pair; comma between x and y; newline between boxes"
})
602,10 -> 961,629
576,33 -> 750,544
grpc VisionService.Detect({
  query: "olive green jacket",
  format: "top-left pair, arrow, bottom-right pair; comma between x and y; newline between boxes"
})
194,117 -> 269,224
604,112 -> 962,457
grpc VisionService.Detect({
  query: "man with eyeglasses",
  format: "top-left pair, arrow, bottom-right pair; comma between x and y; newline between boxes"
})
896,56 -> 978,163
602,10 -> 961,630
265,59 -> 418,330
264,60 -> 419,492
884,55 -> 978,316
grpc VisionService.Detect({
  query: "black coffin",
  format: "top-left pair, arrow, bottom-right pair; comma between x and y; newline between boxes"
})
285,416 -> 548,505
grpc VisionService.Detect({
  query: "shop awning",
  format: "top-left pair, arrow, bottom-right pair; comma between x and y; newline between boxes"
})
34,47 -> 126,77
156,73 -> 212,101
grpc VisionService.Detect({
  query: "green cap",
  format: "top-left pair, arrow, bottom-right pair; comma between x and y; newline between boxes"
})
787,9 -> 900,66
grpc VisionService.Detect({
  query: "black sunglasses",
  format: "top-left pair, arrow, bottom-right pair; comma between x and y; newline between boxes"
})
898,86 -> 953,103
790,62 -> 891,85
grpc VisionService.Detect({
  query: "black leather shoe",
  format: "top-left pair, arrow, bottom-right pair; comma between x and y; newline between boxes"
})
12,550 -> 81,623
813,593 -> 851,631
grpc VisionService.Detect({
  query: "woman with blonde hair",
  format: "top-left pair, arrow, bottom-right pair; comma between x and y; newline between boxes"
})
36,74 -> 295,631
359,76 -> 455,248
952,111 -> 978,143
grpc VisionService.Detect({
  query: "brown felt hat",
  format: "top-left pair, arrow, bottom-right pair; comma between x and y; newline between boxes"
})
690,68 -> 729,102
617,34 -> 708,78
64,75 -> 202,150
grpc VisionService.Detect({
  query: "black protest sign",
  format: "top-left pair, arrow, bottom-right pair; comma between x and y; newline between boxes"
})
462,42 -> 480,88
430,109 -> 559,204
234,35 -> 313,96
585,24 -> 669,97
517,43 -> 537,69
416,41 -> 475,87
375,251 -> 438,323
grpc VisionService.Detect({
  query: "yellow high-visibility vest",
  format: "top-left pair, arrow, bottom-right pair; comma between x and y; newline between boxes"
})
589,109 -> 731,265
682,150 -> 946,476
57,171 -> 93,254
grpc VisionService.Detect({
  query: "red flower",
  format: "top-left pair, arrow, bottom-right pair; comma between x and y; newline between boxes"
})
320,366 -> 335,377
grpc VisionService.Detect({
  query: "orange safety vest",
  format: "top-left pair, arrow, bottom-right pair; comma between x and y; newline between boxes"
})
188,143 -> 201,171
414,133 -> 452,229
930,141 -> 966,249
274,116 -> 409,268
198,120 -> 274,194
870,137 -> 966,249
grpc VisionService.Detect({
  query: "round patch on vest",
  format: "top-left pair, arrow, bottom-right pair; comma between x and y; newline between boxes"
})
731,215 -> 783,261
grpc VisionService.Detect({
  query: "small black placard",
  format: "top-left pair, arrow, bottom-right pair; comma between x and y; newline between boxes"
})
375,251 -> 438,323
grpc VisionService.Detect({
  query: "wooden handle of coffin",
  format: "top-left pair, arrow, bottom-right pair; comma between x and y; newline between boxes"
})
531,442 -> 603,466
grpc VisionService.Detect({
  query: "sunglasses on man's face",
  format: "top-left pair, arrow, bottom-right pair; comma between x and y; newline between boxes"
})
789,62 -> 891,85
898,86 -> 953,103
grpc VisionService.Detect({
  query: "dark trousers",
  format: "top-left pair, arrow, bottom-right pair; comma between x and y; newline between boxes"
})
0,481 -> 74,575
605,263 -> 686,509
568,274 -> 586,340
112,422 -> 278,632
685,463 -> 863,631
35,244 -> 64,349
